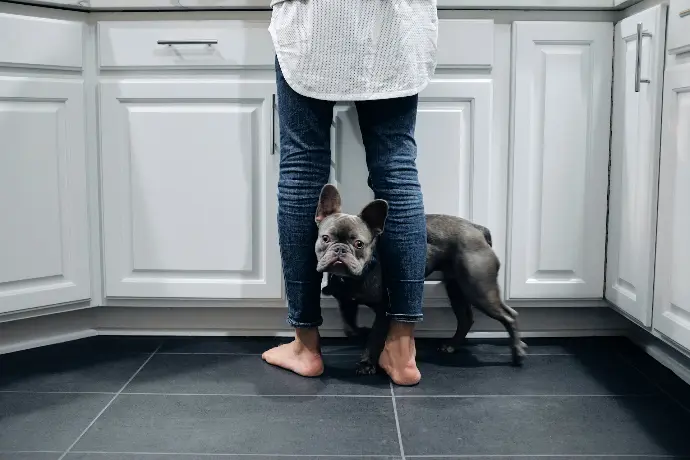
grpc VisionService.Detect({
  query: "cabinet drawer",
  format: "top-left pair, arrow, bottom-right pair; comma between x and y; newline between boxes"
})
436,20 -> 494,68
98,20 -> 274,69
0,13 -> 83,69
668,0 -> 690,55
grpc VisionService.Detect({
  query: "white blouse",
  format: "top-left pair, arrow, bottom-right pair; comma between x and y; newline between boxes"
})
269,0 -> 439,101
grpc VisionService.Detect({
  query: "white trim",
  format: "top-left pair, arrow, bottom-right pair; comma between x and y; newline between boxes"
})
5,0 -> 644,11
0,330 -> 97,355
0,304 -> 630,355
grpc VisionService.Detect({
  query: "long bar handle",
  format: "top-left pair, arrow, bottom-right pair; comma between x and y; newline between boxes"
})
680,8 -> 690,18
157,39 -> 218,46
271,94 -> 277,156
635,23 -> 651,93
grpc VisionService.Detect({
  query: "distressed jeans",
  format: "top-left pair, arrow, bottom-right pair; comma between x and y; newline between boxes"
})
276,58 -> 427,328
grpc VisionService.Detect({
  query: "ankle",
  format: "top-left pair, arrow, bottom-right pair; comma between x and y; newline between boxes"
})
294,328 -> 321,354
385,321 -> 415,346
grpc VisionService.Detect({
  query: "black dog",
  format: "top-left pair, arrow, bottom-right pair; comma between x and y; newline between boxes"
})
314,184 -> 526,375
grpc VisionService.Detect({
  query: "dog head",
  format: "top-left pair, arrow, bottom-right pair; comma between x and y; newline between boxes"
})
315,184 -> 388,277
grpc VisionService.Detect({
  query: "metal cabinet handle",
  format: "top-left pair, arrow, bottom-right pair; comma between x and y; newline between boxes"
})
680,8 -> 690,18
635,23 -> 652,93
157,39 -> 218,46
271,94 -> 277,156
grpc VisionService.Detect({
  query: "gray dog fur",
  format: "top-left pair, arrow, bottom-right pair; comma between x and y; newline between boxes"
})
315,184 -> 527,375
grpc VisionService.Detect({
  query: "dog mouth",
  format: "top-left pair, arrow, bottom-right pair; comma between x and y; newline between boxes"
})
326,259 -> 350,275
316,255 -> 356,275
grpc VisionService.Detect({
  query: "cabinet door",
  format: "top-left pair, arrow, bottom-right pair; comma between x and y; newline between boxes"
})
0,77 -> 90,314
100,79 -> 281,299
509,22 -> 613,299
331,79 -> 494,299
606,6 -> 667,326
653,67 -> 690,352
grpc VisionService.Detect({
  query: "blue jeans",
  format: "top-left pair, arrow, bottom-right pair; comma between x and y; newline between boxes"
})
276,58 -> 427,328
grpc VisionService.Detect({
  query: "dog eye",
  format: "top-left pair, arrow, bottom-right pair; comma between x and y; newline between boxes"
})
321,235 -> 330,243
354,240 -> 364,249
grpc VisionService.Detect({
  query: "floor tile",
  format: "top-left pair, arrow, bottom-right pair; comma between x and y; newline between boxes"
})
0,454 -> 61,460
125,353 -> 389,396
615,342 -> 690,411
416,336 -> 629,356
74,394 -> 399,456
73,337 -> 161,354
16,337 -> 161,355
406,457 -> 690,459
396,396 -> 690,456
158,337 -> 285,355
0,350 -> 152,393
0,393 -> 112,452
158,337 -> 363,356
67,455 -> 400,459
395,352 -> 658,396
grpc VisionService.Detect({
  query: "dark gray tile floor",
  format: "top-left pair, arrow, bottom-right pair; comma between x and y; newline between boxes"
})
1,336 -> 689,460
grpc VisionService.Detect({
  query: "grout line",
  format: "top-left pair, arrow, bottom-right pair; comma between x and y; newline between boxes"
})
2,453 -> 685,459
68,453 -> 401,457
56,344 -> 162,460
614,350 -> 690,415
405,456 -> 686,458
393,393 -> 658,398
0,391 -> 659,397
121,392 -> 392,397
0,390 -> 117,395
0,452 -> 64,454
156,352 -> 363,356
390,382 -> 406,460
154,351 -> 578,357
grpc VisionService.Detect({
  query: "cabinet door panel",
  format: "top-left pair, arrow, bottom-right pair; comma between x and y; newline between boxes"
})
509,22 -> 613,299
100,80 -> 280,299
330,80 -> 493,299
607,6 -> 666,326
0,78 -> 90,314
653,67 -> 690,352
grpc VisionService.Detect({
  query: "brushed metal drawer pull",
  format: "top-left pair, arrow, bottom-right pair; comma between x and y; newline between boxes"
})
635,23 -> 651,93
271,93 -> 277,156
157,39 -> 218,46
680,8 -> 690,18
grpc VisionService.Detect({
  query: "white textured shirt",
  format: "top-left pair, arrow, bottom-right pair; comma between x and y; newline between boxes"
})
269,0 -> 439,101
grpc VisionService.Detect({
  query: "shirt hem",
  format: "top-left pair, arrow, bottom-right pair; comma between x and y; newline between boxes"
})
278,56 -> 432,101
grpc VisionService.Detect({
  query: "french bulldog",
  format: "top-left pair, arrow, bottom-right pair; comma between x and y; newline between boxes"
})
315,184 -> 526,375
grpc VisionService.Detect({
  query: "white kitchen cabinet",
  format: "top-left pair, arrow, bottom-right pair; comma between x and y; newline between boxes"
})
99,79 -> 281,299
331,79 -> 494,299
606,6 -> 667,326
508,21 -> 613,299
0,77 -> 90,314
0,12 -> 83,70
653,66 -> 690,352
666,0 -> 690,56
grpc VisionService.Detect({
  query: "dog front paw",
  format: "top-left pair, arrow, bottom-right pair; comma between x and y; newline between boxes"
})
355,360 -> 378,376
438,342 -> 458,354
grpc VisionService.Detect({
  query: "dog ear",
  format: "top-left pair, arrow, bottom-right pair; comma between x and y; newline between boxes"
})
315,184 -> 342,224
359,199 -> 388,236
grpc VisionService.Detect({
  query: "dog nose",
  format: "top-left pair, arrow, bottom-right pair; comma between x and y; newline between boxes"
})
333,245 -> 347,256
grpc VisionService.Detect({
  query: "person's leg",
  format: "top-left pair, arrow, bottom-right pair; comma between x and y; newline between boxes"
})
262,58 -> 334,377
355,95 -> 426,386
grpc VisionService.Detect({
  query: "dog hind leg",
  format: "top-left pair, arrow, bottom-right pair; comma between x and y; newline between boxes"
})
439,275 -> 474,354
472,289 -> 526,366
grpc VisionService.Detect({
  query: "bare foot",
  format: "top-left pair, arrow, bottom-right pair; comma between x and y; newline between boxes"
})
378,322 -> 421,386
262,329 -> 324,377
